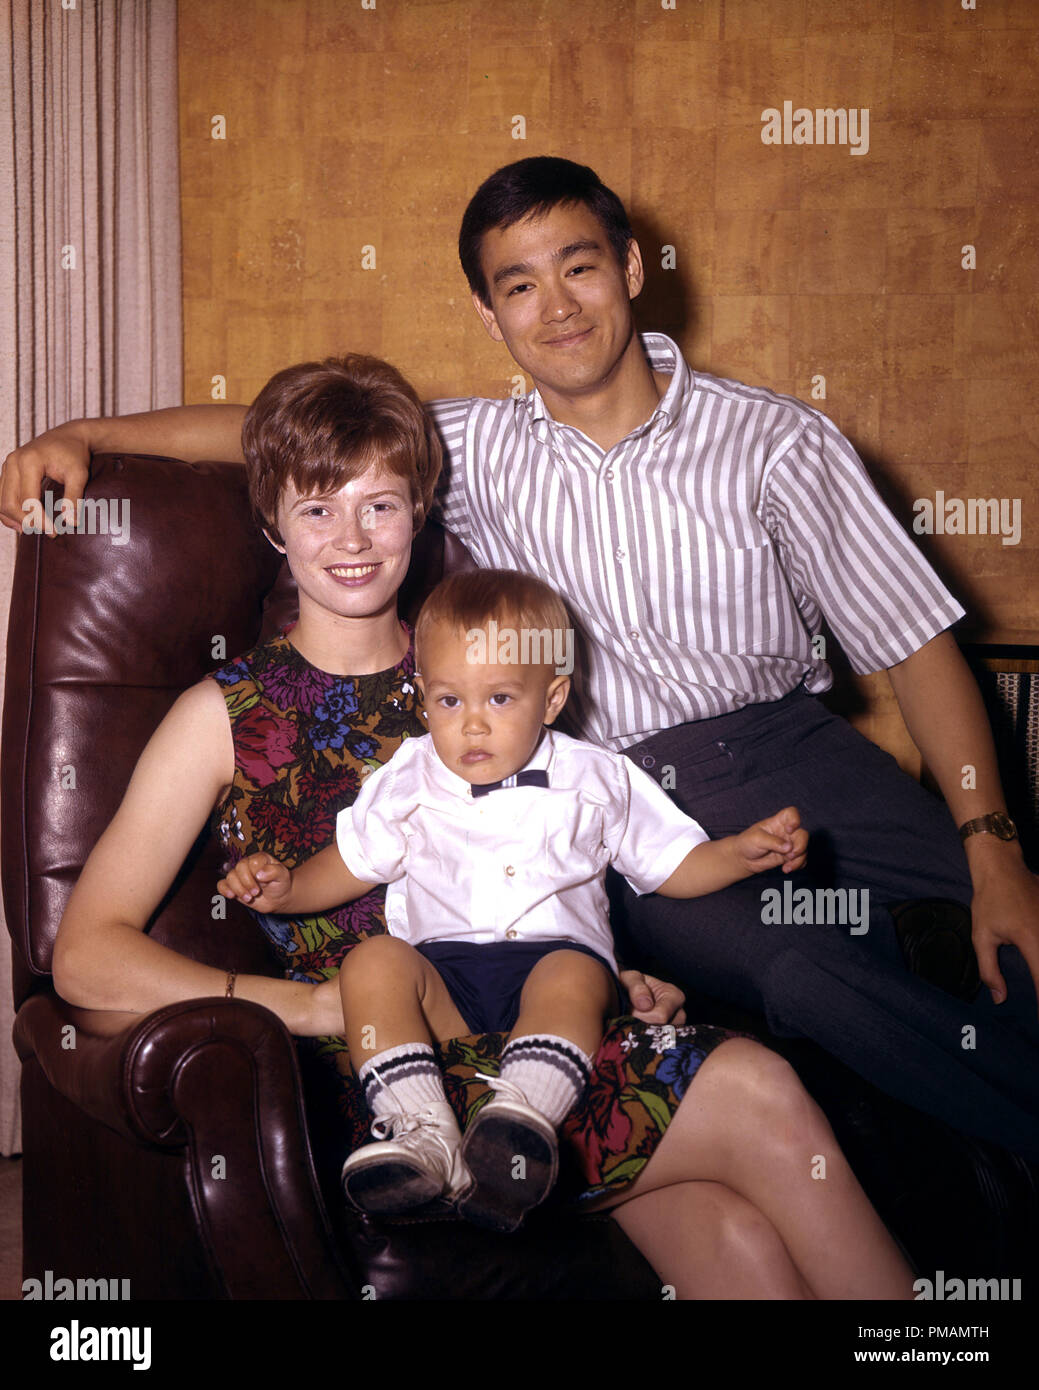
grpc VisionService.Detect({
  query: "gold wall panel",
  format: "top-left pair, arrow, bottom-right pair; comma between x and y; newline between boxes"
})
178,0 -> 1039,765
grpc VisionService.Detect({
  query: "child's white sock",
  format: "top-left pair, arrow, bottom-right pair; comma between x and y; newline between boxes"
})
357,1041 -> 446,1119
498,1034 -> 593,1128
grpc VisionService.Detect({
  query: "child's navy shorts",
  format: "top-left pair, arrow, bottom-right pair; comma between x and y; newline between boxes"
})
414,939 -> 626,1035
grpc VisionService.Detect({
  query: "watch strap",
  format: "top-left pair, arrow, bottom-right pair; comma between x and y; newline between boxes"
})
958,813 -> 1018,843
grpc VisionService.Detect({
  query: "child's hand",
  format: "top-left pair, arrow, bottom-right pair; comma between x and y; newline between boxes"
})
217,852 -> 292,911
734,807 -> 808,876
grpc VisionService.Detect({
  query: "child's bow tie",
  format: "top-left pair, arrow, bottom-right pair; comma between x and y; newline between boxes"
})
470,769 -> 550,798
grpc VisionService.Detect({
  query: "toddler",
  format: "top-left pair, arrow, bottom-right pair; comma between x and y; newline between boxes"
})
219,568 -> 807,1231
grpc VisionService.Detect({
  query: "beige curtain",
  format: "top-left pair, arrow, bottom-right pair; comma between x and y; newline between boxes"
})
0,0 -> 183,1155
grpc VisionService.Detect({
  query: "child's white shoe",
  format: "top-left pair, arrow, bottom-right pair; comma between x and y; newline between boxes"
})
341,1101 -> 471,1215
456,1076 -> 559,1232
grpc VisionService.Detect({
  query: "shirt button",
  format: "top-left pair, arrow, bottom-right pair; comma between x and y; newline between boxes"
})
642,755 -> 656,770
605,468 -> 615,482
629,630 -> 640,641
506,928 -> 518,939
505,865 -> 515,876
615,547 -> 625,561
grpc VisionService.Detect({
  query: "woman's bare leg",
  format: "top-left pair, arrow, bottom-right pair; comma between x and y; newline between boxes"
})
609,1180 -> 815,1300
597,1037 -> 915,1299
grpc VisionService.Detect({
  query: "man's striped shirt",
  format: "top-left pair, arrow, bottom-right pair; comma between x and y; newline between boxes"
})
429,333 -> 964,752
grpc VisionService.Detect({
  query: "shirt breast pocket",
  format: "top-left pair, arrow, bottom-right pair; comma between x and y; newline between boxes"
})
671,532 -> 776,650
541,797 -> 608,878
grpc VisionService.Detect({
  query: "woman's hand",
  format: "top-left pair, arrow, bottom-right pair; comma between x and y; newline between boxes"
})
619,970 -> 687,1026
297,976 -> 347,1037
218,852 -> 292,912
1,420 -> 91,532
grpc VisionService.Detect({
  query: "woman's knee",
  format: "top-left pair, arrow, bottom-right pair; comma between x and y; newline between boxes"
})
701,1037 -> 813,1129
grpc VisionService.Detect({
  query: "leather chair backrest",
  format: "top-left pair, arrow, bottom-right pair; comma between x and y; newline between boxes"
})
2,454 -> 473,1005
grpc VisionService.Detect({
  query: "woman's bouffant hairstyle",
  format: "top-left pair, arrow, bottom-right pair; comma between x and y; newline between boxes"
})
242,354 -> 442,543
415,568 -> 571,666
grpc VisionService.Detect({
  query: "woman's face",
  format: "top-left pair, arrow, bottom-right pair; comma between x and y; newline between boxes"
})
272,463 -> 415,622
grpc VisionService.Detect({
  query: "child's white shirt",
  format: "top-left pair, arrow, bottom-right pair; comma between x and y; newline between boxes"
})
335,727 -> 709,972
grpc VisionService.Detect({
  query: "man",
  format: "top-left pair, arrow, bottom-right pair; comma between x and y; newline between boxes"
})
5,156 -> 1039,1157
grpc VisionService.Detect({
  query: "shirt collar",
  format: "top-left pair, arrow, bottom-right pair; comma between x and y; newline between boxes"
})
425,727 -> 558,801
524,331 -> 691,436
642,331 -> 692,427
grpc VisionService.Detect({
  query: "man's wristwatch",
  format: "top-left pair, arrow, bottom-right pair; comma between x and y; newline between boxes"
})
958,812 -> 1018,843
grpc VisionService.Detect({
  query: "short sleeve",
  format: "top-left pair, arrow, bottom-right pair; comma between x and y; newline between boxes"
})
606,759 -> 710,896
335,758 -> 409,885
427,397 -> 474,541
762,412 -> 965,673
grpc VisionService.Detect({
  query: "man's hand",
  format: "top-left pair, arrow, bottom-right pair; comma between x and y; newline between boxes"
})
887,633 -> 1039,1011
3,404 -> 250,533
218,852 -> 292,913
969,857 -> 1039,1012
734,806 -> 808,877
619,970 -> 687,1025
1,421 -> 91,533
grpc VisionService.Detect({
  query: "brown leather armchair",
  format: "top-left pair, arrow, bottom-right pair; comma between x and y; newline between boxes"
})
6,454 -> 1038,1298
3,453 -> 661,1299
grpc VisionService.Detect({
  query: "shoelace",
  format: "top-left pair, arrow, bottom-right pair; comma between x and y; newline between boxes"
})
369,1107 -> 442,1143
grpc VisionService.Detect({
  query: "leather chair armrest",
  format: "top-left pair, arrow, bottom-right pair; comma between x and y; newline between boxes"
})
14,992 -> 286,1143
14,991 -> 358,1297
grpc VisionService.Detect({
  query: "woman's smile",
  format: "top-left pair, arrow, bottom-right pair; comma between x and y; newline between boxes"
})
326,561 -> 384,585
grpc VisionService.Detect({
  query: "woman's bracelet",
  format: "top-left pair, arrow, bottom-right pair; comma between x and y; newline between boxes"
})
225,969 -> 237,999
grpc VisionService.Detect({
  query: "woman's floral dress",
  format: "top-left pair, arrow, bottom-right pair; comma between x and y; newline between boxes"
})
211,623 -> 738,1207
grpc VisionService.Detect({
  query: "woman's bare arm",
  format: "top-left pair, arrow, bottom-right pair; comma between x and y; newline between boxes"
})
1,404 -> 249,532
52,676 -> 344,1037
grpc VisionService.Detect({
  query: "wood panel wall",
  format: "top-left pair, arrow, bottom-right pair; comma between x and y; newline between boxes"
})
178,0 -> 1039,769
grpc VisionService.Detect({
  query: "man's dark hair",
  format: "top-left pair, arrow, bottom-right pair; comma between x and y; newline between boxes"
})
458,156 -> 633,305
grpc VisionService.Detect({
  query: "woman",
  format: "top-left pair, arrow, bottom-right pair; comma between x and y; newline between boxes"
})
52,353 -> 915,1299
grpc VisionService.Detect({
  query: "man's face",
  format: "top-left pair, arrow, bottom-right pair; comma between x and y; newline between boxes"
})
471,201 -> 644,402
416,619 -> 569,788
271,464 -> 414,626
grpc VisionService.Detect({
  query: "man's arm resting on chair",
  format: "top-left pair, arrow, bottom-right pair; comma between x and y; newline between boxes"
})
887,629 -> 1039,1009
1,404 -> 249,532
